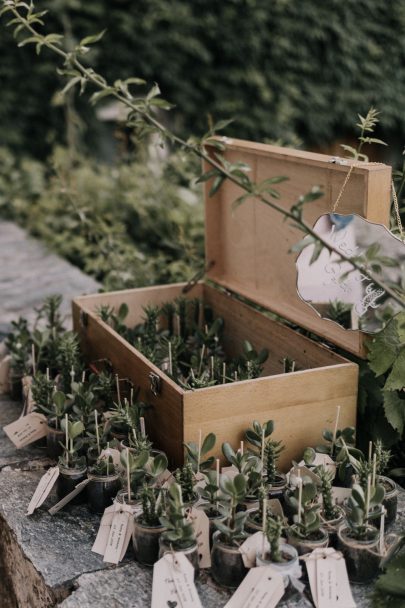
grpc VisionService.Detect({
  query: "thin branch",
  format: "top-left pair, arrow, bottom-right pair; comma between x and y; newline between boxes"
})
4,1 -> 405,310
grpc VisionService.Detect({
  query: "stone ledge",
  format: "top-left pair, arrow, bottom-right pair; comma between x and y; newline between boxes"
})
0,393 -> 404,607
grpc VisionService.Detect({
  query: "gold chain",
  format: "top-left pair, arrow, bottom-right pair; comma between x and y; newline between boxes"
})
332,160 -> 404,241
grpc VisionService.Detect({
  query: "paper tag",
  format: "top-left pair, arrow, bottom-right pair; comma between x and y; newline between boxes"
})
103,508 -> 132,564
188,507 -> 211,568
157,469 -> 175,488
48,479 -> 89,515
0,354 -> 11,394
92,503 -> 118,554
306,548 -> 356,608
221,465 -> 239,480
239,531 -> 270,568
4,412 -> 48,448
224,567 -> 284,608
316,557 -> 338,608
27,466 -> 59,515
99,447 -> 122,471
331,487 -> 352,505
152,552 -> 202,608
291,465 -> 321,485
269,499 -> 284,518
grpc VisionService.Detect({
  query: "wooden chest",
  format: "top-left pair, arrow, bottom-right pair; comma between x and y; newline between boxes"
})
73,139 -> 392,468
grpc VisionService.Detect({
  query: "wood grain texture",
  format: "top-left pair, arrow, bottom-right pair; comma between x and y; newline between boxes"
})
72,298 -> 185,467
204,138 -> 392,357
73,280 -> 358,468
183,363 -> 358,471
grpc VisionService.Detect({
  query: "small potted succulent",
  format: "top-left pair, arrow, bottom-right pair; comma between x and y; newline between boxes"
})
196,470 -> 223,546
256,515 -> 300,588
374,440 -> 398,525
245,420 -> 286,502
211,474 -> 249,588
174,462 -> 198,507
245,484 -> 278,533
222,442 -> 262,508
286,477 -> 328,555
159,482 -> 199,576
5,318 -> 31,401
133,484 -> 166,566
86,453 -> 122,514
315,465 -> 345,548
56,331 -> 83,394
316,426 -> 362,486
57,417 -> 87,504
34,388 -> 69,460
337,482 -> 385,583
119,448 -> 150,504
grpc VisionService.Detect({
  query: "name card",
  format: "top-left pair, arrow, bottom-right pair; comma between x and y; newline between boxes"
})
27,466 -> 59,515
4,412 -> 48,448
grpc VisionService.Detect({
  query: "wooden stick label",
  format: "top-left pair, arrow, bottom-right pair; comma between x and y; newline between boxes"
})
4,412 -> 48,448
27,466 -> 59,515
48,479 -> 89,515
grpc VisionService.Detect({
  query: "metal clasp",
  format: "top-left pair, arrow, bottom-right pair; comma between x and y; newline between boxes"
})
149,372 -> 161,396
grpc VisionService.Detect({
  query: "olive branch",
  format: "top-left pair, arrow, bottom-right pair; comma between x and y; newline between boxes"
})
1,0 -> 404,309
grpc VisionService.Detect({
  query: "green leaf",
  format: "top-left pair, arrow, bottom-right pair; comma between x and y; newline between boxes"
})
70,421 -> 84,440
385,349 -> 405,390
368,316 -> 402,376
196,169 -> 220,184
53,391 -> 65,410
209,174 -> 225,197
222,442 -> 236,464
80,30 -> 106,47
201,432 -> 216,455
233,473 -> 246,495
383,390 -> 405,435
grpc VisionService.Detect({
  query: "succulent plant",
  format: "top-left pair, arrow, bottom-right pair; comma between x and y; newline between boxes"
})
214,474 -> 249,546
347,483 -> 385,540
287,477 -> 322,540
160,483 -> 196,550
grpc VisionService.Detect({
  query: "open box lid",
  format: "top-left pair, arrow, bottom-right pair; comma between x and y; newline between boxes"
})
204,138 -> 392,357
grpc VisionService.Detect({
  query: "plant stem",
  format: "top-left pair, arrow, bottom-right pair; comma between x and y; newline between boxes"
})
7,4 -> 405,309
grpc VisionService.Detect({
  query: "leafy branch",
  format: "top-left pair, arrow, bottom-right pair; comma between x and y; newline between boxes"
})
1,0 -> 404,309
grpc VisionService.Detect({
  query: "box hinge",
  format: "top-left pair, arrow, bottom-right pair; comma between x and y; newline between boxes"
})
80,310 -> 89,329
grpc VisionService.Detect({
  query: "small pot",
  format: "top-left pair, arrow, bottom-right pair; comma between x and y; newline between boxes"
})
239,496 -> 259,512
379,475 -> 398,525
321,507 -> 345,549
57,464 -> 88,504
210,531 -> 248,588
337,525 -> 380,583
46,424 -> 65,460
287,527 -> 329,555
9,371 -> 23,401
268,474 -> 287,497
159,539 -> 200,578
133,517 -> 166,566
115,490 -> 142,513
86,472 -> 122,514
256,543 -> 299,588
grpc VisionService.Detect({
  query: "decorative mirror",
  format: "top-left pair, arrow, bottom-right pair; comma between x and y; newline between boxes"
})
296,213 -> 405,333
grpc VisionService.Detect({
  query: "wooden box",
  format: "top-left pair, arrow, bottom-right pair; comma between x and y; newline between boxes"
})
73,139 -> 392,469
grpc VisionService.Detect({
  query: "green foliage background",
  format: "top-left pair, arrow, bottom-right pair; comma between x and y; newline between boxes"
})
2,0 -> 405,157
